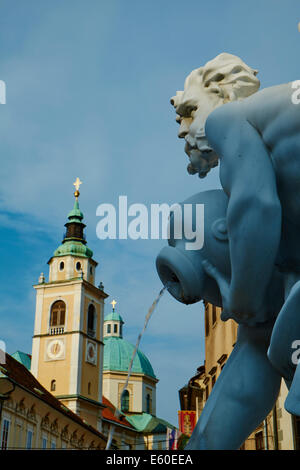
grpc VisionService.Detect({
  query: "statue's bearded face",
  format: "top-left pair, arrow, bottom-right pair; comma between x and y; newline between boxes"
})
171,53 -> 260,178
173,79 -> 221,178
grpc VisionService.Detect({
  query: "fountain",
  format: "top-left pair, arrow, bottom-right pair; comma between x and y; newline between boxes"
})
155,52 -> 300,449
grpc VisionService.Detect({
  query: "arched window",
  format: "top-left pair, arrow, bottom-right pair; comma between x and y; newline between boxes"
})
87,304 -> 96,336
146,393 -> 152,414
121,389 -> 129,412
51,379 -> 56,391
76,261 -> 81,272
107,324 -> 111,334
59,261 -> 64,271
50,301 -> 66,327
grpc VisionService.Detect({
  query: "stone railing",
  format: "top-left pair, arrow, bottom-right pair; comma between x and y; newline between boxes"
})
49,327 -> 64,335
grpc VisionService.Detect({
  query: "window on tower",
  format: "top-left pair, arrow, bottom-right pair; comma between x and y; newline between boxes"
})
50,301 -> 66,331
87,304 -> 96,337
107,324 -> 111,334
51,379 -> 56,391
121,389 -> 130,412
146,393 -> 152,414
59,261 -> 64,271
76,261 -> 82,272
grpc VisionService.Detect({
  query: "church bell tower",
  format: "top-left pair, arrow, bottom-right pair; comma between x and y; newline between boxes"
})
31,178 -> 108,431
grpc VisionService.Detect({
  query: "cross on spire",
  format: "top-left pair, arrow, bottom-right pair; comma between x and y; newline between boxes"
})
73,177 -> 82,191
111,300 -> 117,311
73,177 -> 82,199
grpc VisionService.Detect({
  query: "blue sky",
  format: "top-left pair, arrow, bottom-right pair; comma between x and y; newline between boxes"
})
0,0 -> 300,426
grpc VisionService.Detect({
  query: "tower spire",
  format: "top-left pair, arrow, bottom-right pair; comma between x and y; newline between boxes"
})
62,178 -> 85,243
52,177 -> 93,259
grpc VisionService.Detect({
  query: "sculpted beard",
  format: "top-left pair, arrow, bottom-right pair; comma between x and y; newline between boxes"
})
185,136 -> 219,178
173,54 -> 260,178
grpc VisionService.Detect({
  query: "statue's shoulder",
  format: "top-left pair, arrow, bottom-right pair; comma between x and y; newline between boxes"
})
206,82 -> 295,131
205,101 -> 243,138
245,82 -> 294,104
242,82 -> 298,131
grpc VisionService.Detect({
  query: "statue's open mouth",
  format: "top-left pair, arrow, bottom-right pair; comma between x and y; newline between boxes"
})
156,246 -> 204,305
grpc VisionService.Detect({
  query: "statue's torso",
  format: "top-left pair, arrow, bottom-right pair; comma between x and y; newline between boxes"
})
207,83 -> 300,271
244,83 -> 300,222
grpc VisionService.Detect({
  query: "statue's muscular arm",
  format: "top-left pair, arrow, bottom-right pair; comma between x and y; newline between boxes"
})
205,101 -> 282,323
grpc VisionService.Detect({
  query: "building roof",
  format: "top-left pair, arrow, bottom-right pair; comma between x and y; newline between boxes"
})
125,413 -> 176,434
103,337 -> 156,379
104,311 -> 124,323
0,351 -> 106,442
102,396 -> 135,430
53,240 -> 93,258
10,351 -> 135,434
11,351 -> 32,371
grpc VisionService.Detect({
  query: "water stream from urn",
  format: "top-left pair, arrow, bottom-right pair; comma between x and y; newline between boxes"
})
105,284 -> 169,450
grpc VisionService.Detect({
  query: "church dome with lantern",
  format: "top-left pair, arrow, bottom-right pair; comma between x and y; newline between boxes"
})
102,301 -> 158,415
103,304 -> 156,379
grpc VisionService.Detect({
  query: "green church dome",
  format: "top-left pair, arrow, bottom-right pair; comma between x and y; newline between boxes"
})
103,337 -> 156,379
104,312 -> 124,323
54,240 -> 93,258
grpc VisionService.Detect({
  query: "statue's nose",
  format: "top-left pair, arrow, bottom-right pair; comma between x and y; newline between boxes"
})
178,121 -> 189,139
178,129 -> 188,139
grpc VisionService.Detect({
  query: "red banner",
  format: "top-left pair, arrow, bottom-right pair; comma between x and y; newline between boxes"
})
178,411 -> 196,436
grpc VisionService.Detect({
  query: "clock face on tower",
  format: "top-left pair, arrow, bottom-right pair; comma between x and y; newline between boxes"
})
86,340 -> 97,365
46,338 -> 65,361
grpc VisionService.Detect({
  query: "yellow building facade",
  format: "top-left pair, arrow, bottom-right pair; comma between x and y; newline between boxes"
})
0,354 -> 107,450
